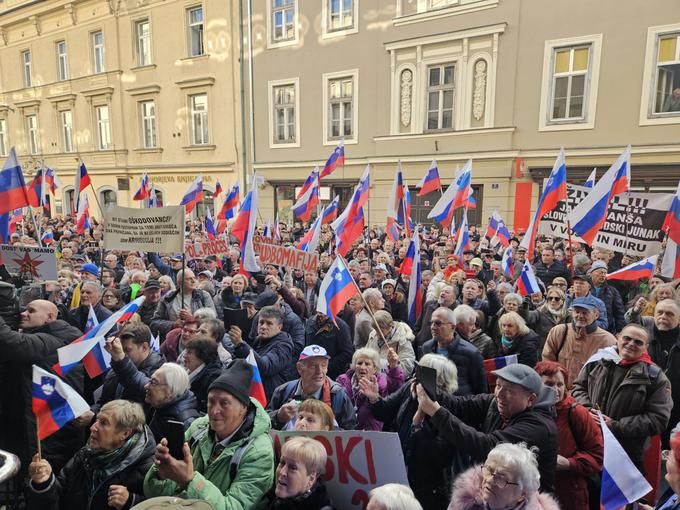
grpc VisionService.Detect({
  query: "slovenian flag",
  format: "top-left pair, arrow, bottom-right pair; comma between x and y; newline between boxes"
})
0,147 -> 31,216
246,350 -> 267,407
133,173 -> 150,201
406,228 -> 422,328
320,140 -> 344,179
607,255 -> 658,281
32,365 -> 89,440
180,175 -> 203,213
76,193 -> 91,234
418,160 -> 441,196
317,256 -> 360,326
321,195 -> 340,225
502,246 -> 514,278
297,210 -> 323,253
661,181 -> 680,279
205,206 -> 217,240
218,184 -> 240,220
517,259 -> 541,296
483,354 -> 518,374
231,178 -> 260,274
452,160 -> 473,209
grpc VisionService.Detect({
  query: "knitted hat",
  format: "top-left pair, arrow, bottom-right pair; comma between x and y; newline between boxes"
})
208,359 -> 253,406
80,263 -> 100,277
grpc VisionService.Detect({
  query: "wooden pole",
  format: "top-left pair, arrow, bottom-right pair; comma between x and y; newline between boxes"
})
28,207 -> 43,247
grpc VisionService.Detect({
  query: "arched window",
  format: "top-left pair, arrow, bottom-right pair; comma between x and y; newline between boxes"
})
194,189 -> 214,218
63,186 -> 76,216
98,187 -> 117,212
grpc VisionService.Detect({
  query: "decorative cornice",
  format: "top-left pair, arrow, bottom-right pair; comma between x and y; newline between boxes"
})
125,84 -> 161,96
28,15 -> 41,36
175,77 -> 215,89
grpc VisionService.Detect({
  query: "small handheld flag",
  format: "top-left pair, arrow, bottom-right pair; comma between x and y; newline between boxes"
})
502,246 -> 514,278
607,255 -> 658,281
517,260 -> 541,296
316,256 -> 360,326
320,140 -> 344,179
246,350 -> 267,407
418,160 -> 441,196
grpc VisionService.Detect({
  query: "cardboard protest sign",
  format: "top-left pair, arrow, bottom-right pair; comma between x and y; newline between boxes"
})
185,239 -> 230,259
538,184 -> 673,257
271,430 -> 408,509
0,244 -> 58,281
104,206 -> 184,253
254,239 -> 319,272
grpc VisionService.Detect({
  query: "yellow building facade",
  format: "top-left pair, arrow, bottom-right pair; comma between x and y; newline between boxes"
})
0,0 -> 243,218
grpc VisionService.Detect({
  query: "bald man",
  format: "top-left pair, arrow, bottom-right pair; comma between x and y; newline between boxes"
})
0,294 -> 86,478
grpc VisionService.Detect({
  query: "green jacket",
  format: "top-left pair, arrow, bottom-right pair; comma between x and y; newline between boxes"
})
143,399 -> 275,510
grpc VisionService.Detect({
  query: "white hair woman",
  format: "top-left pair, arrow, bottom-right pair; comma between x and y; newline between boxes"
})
498,311 -> 540,367
449,443 -> 560,510
367,484 -> 423,510
362,354 -> 460,510
366,310 -> 416,377
336,347 -> 404,430
268,437 -> 335,509
524,286 -> 572,352
488,293 -> 524,344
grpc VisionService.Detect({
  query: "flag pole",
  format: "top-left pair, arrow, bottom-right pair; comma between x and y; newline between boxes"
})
36,415 -> 42,459
28,207 -> 43,247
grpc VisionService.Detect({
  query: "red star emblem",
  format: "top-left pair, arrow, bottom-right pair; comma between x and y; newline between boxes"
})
11,251 -> 44,278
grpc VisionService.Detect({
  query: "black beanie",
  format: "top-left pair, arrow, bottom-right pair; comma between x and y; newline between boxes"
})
208,359 -> 253,406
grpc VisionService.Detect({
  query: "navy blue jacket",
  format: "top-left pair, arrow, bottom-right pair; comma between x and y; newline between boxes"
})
421,334 -> 487,395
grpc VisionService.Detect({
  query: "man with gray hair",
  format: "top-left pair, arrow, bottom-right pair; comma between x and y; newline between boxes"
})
414,284 -> 456,347
455,304 -> 495,358
66,280 -> 112,331
421,307 -> 486,395
354,288 -> 386,349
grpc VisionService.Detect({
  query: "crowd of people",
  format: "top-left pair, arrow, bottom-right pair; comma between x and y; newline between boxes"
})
1,214 -> 680,510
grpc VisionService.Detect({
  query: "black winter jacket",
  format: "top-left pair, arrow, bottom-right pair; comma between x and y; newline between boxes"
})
497,330 -> 541,368
190,360 -> 224,413
303,315 -> 354,379
421,334 -> 487,395
147,391 -> 200,443
234,331 -> 295,400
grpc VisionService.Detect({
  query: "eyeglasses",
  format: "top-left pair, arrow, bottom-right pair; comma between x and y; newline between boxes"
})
431,320 -> 451,327
547,296 -> 563,302
481,465 -> 520,488
552,282 -> 567,287
148,378 -> 167,387
621,335 -> 646,347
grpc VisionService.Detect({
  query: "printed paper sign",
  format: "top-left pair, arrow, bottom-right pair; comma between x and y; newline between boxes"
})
271,430 -> 408,510
104,206 -> 185,253
0,244 -> 58,281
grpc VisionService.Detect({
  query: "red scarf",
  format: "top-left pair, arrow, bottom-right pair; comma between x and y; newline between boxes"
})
321,377 -> 332,407
619,352 -> 655,366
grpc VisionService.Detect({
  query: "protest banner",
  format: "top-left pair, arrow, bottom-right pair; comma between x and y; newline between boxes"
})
0,244 -> 58,281
254,238 -> 319,272
185,239 -> 230,259
104,206 -> 184,253
271,430 -> 408,509
538,184 -> 673,257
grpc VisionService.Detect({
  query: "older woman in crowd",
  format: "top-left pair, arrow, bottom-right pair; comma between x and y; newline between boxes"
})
367,484 -> 423,510
267,437 -> 336,510
449,443 -> 560,510
488,293 -> 524,344
337,347 -> 404,430
365,310 -> 415,378
28,400 -> 155,510
294,399 -> 335,432
365,354 -> 461,510
523,286 -> 572,352
535,360 -> 603,510
183,336 -> 224,413
220,274 -> 250,310
102,288 -> 123,312
158,275 -> 175,297
497,311 -> 540,367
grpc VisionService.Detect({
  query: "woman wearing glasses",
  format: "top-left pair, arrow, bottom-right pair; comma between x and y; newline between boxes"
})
572,324 -> 672,477
522,287 -> 572,352
448,442 -> 560,510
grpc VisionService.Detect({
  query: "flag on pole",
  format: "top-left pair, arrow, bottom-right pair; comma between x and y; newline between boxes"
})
44,166 -> 60,194
584,168 -> 597,188
297,211 -> 323,253
180,175 -> 203,213
41,229 -> 55,245
418,160 -> 441,196
517,260 -> 541,296
32,365 -> 89,440
406,229 -> 422,327
452,159 -> 473,209
296,166 -> 319,200
453,212 -> 470,259
0,147 -> 30,216
218,184 -> 240,220
486,210 -> 511,247
599,413 -> 652,510
246,350 -> 267,407
133,173 -> 150,201
321,195 -> 340,225
292,169 -> 319,222
205,205 -> 217,240
316,256 -> 360,326
607,255 -> 658,281
27,168 -> 44,208
149,184 -> 160,208
214,179 -> 223,198
502,246 -> 514,278
77,162 -> 91,192
386,164 -> 407,241
661,182 -> 680,279
332,166 -> 369,256
76,193 -> 91,234
520,148 -> 568,256
569,146 -> 631,245
231,177 -> 260,274
320,140 -> 344,179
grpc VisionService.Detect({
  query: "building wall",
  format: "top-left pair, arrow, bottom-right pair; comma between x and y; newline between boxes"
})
247,0 -> 680,229
0,0 -> 242,217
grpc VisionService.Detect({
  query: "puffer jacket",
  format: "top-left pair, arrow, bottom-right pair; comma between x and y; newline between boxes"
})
150,288 -> 216,338
28,425 -> 156,510
190,360 -> 225,413
147,391 -> 200,442
522,304 -> 572,352
249,303 -> 305,379
421,333 -> 487,395
466,329 -> 496,359
572,349 -> 672,469
336,366 -> 404,430
448,466 -> 561,510
366,321 -> 416,378
591,283 -> 626,333
233,331 -> 294,400
144,400 -> 275,510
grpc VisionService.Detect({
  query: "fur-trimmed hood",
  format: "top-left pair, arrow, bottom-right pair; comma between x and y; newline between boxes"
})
448,466 -> 561,510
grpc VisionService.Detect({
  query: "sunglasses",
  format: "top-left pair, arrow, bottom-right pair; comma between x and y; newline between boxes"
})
547,296 -> 563,302
621,335 -> 646,347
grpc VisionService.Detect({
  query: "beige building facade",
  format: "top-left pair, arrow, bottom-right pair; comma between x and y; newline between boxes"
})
244,0 -> 680,230
0,0 -> 243,218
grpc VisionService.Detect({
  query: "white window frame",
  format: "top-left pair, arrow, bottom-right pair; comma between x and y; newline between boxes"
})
0,118 -> 7,157
95,105 -> 111,150
140,100 -> 157,148
322,70 -> 358,145
394,0 -> 499,26
135,19 -> 152,66
26,115 -> 39,155
22,50 -> 32,87
56,41 -> 68,81
186,5 -> 205,57
322,0 -> 358,39
639,23 -> 680,126
60,110 -> 74,153
92,31 -> 105,74
63,186 -> 76,215
268,78 -> 300,148
538,34 -> 602,132
424,62 -> 456,131
267,0 -> 298,49
189,93 -> 209,145
98,186 -> 118,212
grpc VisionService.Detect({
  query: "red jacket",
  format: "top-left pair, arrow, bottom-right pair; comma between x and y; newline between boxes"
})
553,394 -> 604,510
160,327 -> 182,362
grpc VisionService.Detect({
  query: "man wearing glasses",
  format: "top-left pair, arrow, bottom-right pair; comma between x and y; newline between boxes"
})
572,324 -> 672,474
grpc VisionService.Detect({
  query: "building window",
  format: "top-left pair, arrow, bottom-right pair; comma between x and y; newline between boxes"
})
190,93 -> 209,145
653,32 -> 680,115
92,31 -> 105,74
273,84 -> 296,143
22,50 -> 32,87
100,189 -> 117,211
135,20 -> 152,66
549,45 -> 591,121
328,0 -> 353,31
26,115 -> 38,155
187,6 -> 204,57
95,105 -> 111,150
56,41 -> 68,81
429,0 -> 456,9
60,111 -> 74,153
140,101 -> 157,148
426,63 -> 455,130
328,76 -> 353,139
0,119 -> 7,157
272,0 -> 295,42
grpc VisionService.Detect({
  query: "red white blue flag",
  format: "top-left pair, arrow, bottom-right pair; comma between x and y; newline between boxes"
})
0,147 -> 30,216
607,255 -> 658,281
246,350 -> 267,408
316,256 -> 360,326
517,260 -> 541,296
320,140 -> 345,179
418,160 -> 441,196
180,175 -> 203,213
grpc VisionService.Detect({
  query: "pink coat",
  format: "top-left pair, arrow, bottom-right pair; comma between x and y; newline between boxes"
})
448,467 -> 561,510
